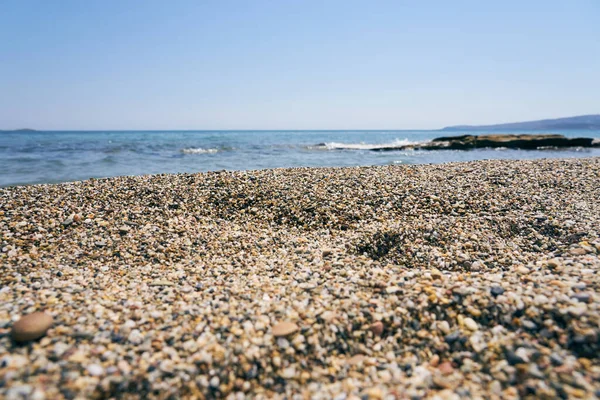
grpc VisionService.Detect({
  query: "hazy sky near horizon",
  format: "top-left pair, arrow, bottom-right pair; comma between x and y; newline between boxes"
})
1,1 -> 599,130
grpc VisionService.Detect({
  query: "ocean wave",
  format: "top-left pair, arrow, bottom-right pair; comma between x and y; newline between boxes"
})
310,138 -> 421,151
101,155 -> 117,164
181,147 -> 219,154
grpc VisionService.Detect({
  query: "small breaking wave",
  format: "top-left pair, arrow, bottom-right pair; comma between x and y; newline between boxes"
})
181,147 -> 219,154
311,138 -> 421,151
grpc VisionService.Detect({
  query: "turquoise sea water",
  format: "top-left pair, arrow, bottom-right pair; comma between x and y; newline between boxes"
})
1,130 -> 600,187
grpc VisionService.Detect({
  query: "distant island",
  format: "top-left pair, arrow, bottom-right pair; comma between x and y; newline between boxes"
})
0,128 -> 37,132
442,114 -> 600,131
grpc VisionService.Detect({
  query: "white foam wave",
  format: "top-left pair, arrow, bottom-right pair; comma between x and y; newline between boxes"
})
181,147 -> 219,154
321,138 -> 420,150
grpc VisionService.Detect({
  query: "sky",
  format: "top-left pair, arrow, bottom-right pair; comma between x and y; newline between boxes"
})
1,0 -> 599,130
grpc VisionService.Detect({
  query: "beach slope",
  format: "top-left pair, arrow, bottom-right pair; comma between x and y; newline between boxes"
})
1,158 -> 599,398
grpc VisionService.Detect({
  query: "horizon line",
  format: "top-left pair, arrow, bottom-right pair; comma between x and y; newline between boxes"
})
4,114 -> 598,132
1,128 -> 445,132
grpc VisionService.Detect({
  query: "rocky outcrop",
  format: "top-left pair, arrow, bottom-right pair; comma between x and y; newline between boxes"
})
373,134 -> 600,152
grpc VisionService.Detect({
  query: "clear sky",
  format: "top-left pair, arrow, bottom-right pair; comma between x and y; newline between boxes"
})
1,0 -> 599,130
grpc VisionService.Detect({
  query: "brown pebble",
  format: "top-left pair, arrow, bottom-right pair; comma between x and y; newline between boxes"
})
439,361 -> 454,375
546,259 -> 561,269
272,321 -> 299,337
370,321 -> 384,336
347,354 -> 366,365
12,312 -> 53,342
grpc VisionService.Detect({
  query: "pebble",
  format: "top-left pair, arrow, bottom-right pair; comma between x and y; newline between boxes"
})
547,258 -> 562,269
437,321 -> 450,334
431,269 -> 443,280
571,292 -> 591,303
347,354 -> 366,365
272,321 -> 299,337
490,286 -> 504,296
320,310 -> 336,322
209,376 -> 220,388
11,312 -> 53,343
438,361 -> 454,375
370,321 -> 384,336
444,331 -> 461,344
489,380 -> 502,396
280,367 -> 296,379
567,303 -> 588,317
506,351 -> 526,366
463,317 -> 478,331
516,266 -> 530,275
127,329 -> 144,345
570,248 -> 587,256
385,286 -> 401,294
550,353 -> 564,366
86,364 -> 104,376
521,319 -> 537,331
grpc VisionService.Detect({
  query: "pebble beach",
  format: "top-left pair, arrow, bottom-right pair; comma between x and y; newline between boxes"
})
1,157 -> 599,399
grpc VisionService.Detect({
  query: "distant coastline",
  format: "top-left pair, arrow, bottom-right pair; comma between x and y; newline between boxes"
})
0,128 -> 37,132
4,115 -> 600,132
442,114 -> 600,131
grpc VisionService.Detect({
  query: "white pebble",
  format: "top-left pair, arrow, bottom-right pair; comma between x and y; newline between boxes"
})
87,364 -> 104,376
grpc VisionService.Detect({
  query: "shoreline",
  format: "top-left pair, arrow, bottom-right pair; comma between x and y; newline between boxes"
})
3,129 -> 600,188
3,154 -> 600,189
1,157 -> 599,398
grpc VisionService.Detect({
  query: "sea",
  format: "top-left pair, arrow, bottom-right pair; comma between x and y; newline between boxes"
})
1,130 -> 600,187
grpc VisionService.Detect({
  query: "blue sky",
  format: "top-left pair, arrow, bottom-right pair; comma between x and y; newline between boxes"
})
1,0 -> 599,130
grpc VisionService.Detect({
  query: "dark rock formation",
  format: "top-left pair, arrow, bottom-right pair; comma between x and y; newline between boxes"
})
372,134 -> 600,152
